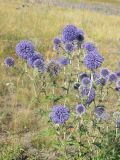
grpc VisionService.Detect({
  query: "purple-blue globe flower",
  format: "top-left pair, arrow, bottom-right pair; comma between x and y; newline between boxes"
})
27,52 -> 44,67
73,82 -> 80,90
33,59 -> 45,73
76,104 -> 86,115
82,77 -> 91,86
79,72 -> 89,80
76,29 -> 84,42
109,73 -> 117,82
58,57 -> 69,66
4,57 -> 15,67
84,53 -> 104,70
16,40 -> 35,60
50,105 -> 70,124
47,60 -> 61,78
95,105 -> 105,117
116,70 -> 120,77
87,88 -> 96,104
80,87 -> 95,105
100,68 -> 110,77
53,37 -> 61,46
96,77 -> 107,86
84,42 -> 96,52
115,86 -> 120,92
62,24 -> 78,42
65,43 -> 73,53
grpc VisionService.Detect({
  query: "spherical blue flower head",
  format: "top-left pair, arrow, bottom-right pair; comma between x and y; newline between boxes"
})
27,52 -> 44,67
109,73 -> 117,83
76,29 -> 84,42
87,88 -> 95,104
4,57 -> 15,67
116,70 -> 120,77
62,24 -> 78,42
58,57 -> 70,66
96,77 -> 107,86
100,68 -> 110,77
33,59 -> 45,73
79,72 -> 89,80
76,104 -> 86,115
82,77 -> 91,86
95,105 -> 105,117
115,86 -> 120,92
73,82 -> 80,90
47,60 -> 61,78
65,43 -> 73,53
50,105 -> 70,124
53,37 -> 61,46
80,87 -> 95,104
84,53 -> 104,70
84,42 -> 96,52
16,40 -> 35,60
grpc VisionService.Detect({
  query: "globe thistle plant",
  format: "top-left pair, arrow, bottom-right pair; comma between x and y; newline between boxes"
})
100,68 -> 110,77
82,77 -> 91,86
76,104 -> 86,115
62,24 -> 78,43
4,57 -> 15,67
65,43 -> 73,53
109,73 -> 117,83
84,42 -> 96,52
50,105 -> 70,124
33,59 -> 45,73
47,60 -> 61,78
27,52 -> 44,68
16,40 -> 35,60
84,53 -> 104,70
58,57 -> 70,66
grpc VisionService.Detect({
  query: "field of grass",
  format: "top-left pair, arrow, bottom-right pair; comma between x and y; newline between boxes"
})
0,0 -> 120,159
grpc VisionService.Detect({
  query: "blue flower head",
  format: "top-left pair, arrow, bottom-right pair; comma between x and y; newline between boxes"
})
27,51 -> 44,67
62,24 -> 78,42
100,68 -> 110,77
4,57 -> 15,67
76,29 -> 84,42
109,73 -> 117,83
58,57 -> 69,66
82,77 -> 91,86
116,70 -> 120,77
47,60 -> 61,78
53,37 -> 61,46
96,77 -> 107,86
95,105 -> 105,117
73,82 -> 80,90
84,42 -> 96,52
84,53 -> 104,70
16,40 -> 35,60
80,87 -> 95,105
65,43 -> 73,53
79,72 -> 89,80
33,59 -> 45,73
87,88 -> 95,104
76,104 -> 86,115
50,105 -> 70,124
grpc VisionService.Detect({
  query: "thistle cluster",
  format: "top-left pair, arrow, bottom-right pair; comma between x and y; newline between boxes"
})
4,24 -> 120,159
